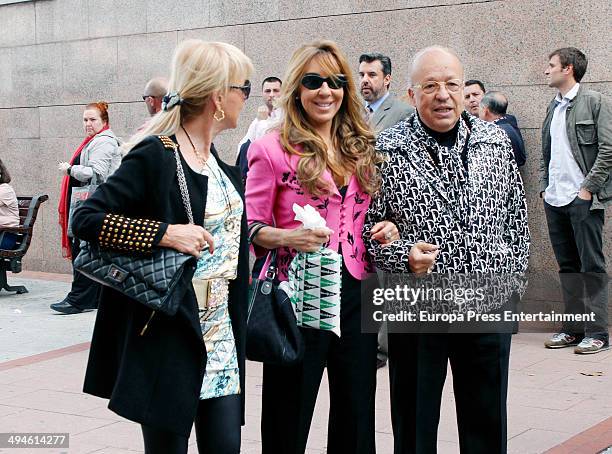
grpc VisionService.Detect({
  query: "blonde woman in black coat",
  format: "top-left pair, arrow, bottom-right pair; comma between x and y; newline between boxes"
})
72,39 -> 253,454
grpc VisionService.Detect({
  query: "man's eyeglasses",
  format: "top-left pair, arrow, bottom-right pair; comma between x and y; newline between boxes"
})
230,80 -> 251,99
142,95 -> 158,101
301,73 -> 348,90
412,79 -> 464,94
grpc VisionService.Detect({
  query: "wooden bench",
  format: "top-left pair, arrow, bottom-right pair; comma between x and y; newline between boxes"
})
0,194 -> 49,294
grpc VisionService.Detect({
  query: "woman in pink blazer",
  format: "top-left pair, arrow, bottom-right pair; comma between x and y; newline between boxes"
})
246,40 -> 398,454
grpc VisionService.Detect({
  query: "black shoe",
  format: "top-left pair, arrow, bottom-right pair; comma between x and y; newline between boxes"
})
376,358 -> 387,369
50,300 -> 84,315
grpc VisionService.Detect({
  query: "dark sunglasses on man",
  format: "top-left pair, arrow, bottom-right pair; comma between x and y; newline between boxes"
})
301,73 -> 348,90
230,80 -> 251,99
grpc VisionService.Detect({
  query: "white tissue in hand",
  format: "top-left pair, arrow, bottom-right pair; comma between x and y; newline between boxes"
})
292,204 -> 327,230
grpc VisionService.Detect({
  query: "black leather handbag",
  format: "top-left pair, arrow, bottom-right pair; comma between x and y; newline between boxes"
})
246,249 -> 304,365
74,243 -> 196,316
74,136 -> 197,316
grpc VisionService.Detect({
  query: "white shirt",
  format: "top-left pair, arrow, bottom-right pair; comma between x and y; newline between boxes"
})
236,108 -> 282,158
544,83 -> 585,207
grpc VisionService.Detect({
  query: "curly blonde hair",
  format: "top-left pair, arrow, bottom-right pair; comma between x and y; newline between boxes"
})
278,40 -> 380,196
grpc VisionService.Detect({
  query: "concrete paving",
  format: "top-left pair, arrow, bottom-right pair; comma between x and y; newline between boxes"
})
0,273 -> 611,453
0,275 -> 96,363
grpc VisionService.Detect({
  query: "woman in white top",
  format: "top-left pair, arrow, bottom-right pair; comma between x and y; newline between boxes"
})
0,159 -> 19,250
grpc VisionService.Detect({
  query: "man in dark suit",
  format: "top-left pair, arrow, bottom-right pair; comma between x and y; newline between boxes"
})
359,53 -> 414,135
480,91 -> 527,166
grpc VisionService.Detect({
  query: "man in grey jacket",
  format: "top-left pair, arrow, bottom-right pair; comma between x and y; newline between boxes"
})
359,52 -> 414,368
359,53 -> 414,135
541,47 -> 611,354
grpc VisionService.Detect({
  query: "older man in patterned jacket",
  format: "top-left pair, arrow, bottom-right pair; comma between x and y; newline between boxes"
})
364,46 -> 530,454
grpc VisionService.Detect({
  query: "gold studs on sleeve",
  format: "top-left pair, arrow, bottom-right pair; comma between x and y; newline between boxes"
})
98,213 -> 161,252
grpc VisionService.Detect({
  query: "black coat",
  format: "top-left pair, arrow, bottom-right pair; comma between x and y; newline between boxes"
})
72,135 -> 250,436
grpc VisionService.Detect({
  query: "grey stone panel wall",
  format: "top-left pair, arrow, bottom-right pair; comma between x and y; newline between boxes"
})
0,2 -> 35,48
116,32 -> 179,101
89,0 -> 148,39
0,0 -> 609,276
8,43 -> 64,108
35,0 -> 89,43
147,0 -> 209,32
62,38 -> 119,105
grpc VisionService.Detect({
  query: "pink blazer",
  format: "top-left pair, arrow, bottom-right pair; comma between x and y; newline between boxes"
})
246,131 -> 375,281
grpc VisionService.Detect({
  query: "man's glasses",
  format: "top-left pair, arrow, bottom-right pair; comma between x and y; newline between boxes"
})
230,80 -> 251,99
412,79 -> 464,94
301,73 -> 348,90
142,95 -> 158,101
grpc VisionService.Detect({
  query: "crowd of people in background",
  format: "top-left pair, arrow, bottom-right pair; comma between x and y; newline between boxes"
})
1,38 -> 607,454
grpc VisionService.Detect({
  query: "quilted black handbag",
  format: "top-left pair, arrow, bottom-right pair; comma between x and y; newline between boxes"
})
246,249 -> 304,365
74,136 -> 197,316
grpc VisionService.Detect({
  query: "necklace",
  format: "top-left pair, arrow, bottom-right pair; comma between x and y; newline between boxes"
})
181,125 -> 237,232
181,125 -> 208,171
204,159 -> 239,232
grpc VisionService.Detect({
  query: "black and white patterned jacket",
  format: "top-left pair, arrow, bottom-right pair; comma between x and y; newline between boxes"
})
364,113 -> 530,275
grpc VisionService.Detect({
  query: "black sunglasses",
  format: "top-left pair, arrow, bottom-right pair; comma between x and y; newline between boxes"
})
301,73 -> 348,90
230,80 -> 251,99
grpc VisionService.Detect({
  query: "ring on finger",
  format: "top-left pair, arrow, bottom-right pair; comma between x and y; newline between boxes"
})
384,231 -> 392,240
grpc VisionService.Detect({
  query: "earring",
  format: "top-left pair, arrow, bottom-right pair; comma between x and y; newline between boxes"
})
213,108 -> 225,122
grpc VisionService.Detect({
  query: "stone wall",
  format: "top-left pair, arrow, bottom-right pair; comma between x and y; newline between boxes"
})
0,0 -> 610,274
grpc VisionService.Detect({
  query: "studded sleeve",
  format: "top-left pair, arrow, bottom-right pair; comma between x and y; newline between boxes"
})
97,214 -> 162,253
71,136 -> 169,252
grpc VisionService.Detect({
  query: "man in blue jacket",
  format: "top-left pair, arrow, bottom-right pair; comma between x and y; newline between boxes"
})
480,91 -> 527,166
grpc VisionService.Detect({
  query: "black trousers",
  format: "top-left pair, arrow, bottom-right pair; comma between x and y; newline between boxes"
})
261,266 -> 378,454
65,238 -> 100,310
388,333 -> 511,454
544,198 -> 609,342
141,394 -> 241,454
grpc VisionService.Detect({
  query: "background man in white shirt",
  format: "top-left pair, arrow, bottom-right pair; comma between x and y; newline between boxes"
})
236,76 -> 283,181
540,47 -> 611,354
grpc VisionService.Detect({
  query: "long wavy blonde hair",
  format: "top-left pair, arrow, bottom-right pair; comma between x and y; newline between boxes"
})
278,40 -> 380,196
123,39 -> 254,152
